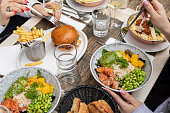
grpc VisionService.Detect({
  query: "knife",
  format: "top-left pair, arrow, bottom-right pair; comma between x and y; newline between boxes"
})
62,12 -> 91,28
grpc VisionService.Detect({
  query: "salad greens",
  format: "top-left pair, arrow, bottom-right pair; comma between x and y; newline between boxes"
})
116,58 -> 129,68
100,51 -> 116,67
99,49 -> 129,69
4,76 -> 28,100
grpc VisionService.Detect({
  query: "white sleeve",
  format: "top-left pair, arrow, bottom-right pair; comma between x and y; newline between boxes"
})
0,25 -> 7,34
16,0 -> 41,18
132,104 -> 153,113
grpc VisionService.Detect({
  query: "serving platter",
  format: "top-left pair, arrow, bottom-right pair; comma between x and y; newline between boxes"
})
16,29 -> 88,74
122,22 -> 169,52
66,0 -> 108,12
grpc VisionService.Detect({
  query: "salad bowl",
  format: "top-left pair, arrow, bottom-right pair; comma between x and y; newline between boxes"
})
0,67 -> 61,113
90,43 -> 153,92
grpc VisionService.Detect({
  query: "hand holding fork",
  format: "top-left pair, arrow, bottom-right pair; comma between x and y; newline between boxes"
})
26,5 -> 62,28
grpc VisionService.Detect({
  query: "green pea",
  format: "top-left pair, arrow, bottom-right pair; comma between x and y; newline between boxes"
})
45,103 -> 48,108
48,104 -> 51,108
126,81 -> 129,84
43,94 -> 45,99
134,85 -> 137,88
139,81 -> 143,84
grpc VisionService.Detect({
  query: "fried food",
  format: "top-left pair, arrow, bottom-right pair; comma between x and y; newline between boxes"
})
13,26 -> 44,42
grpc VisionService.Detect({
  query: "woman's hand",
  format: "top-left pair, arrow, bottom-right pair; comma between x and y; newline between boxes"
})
32,4 -> 61,21
104,88 -> 142,113
142,0 -> 170,38
0,0 -> 28,26
32,4 -> 50,17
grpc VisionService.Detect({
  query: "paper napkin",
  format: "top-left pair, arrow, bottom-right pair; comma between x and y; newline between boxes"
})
0,45 -> 21,75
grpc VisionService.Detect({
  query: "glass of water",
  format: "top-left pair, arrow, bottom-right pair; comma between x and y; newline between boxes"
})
92,8 -> 111,37
43,0 -> 62,21
54,44 -> 81,91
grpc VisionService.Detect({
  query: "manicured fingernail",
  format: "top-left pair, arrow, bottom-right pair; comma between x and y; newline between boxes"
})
14,11 -> 17,14
21,10 -> 24,12
25,0 -> 29,3
121,89 -> 126,95
143,0 -> 149,6
26,7 -> 30,11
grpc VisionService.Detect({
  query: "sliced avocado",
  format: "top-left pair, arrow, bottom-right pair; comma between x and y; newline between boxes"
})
116,50 -> 123,58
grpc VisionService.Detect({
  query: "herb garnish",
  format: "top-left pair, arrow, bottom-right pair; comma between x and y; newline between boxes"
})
115,58 -> 129,69
25,82 -> 39,100
146,20 -> 161,36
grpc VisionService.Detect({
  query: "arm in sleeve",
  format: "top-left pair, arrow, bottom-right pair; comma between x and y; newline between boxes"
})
133,104 -> 153,113
16,0 -> 41,18
0,25 -> 7,34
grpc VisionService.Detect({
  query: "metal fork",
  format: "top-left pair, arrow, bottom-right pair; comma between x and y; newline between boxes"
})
115,28 -> 126,43
26,5 -> 62,28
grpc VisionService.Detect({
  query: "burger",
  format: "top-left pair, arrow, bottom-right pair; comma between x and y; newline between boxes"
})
51,25 -> 81,48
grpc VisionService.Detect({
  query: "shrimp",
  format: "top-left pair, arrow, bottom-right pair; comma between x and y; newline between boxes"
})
1,98 -> 20,113
104,67 -> 116,79
96,67 -> 105,73
112,80 -> 120,90
99,73 -> 108,82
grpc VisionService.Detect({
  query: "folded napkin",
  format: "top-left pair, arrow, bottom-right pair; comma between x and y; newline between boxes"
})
105,38 -> 155,62
0,45 -> 21,75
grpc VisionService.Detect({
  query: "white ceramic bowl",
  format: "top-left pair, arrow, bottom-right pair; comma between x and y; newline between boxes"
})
0,67 -> 61,113
90,43 -> 153,92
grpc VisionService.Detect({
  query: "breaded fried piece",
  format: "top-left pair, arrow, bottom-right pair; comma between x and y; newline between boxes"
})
71,97 -> 81,113
99,100 -> 114,113
78,102 -> 89,113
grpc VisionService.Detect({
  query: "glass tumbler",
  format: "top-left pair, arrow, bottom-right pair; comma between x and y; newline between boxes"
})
54,44 -> 81,91
92,8 -> 111,37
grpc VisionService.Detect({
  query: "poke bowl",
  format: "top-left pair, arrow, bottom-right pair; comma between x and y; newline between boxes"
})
128,13 -> 166,44
74,0 -> 105,7
0,67 -> 61,113
90,43 -> 153,92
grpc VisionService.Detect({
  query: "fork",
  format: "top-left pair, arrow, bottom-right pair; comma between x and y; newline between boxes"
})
26,5 -> 62,28
121,0 -> 152,34
115,29 -> 126,43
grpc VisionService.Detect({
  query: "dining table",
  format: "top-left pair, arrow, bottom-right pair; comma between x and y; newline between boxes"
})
0,0 -> 169,112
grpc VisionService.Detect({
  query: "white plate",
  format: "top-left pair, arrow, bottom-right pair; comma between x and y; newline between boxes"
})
16,29 -> 88,74
66,0 -> 108,12
122,22 -> 169,52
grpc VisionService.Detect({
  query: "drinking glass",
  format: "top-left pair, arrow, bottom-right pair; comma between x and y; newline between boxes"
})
43,0 -> 62,21
54,44 -> 81,91
108,0 -> 123,29
92,8 -> 111,38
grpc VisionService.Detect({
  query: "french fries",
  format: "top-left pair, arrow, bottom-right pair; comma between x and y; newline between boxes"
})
13,26 -> 44,42
25,61 -> 43,67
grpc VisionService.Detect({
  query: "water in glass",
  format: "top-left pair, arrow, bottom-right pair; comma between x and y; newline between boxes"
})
92,8 -> 111,37
54,44 -> 81,91
43,0 -> 62,20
